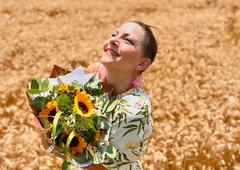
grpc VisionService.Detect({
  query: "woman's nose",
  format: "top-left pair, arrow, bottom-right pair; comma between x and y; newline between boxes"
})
109,36 -> 120,46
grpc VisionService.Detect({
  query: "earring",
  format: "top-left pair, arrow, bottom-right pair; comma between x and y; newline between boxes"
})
132,75 -> 143,88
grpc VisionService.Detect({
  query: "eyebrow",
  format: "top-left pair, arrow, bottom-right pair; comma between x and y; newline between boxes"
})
123,33 -> 137,44
115,30 -> 131,38
114,30 -> 138,44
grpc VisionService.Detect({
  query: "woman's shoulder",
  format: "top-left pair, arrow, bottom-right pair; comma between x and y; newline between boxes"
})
118,88 -> 150,101
85,62 -> 101,74
117,88 -> 152,114
85,62 -> 107,81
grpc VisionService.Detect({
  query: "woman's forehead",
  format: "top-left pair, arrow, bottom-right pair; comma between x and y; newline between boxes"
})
118,22 -> 145,40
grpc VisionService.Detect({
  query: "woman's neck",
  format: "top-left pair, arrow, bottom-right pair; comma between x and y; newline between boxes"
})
106,69 -> 135,95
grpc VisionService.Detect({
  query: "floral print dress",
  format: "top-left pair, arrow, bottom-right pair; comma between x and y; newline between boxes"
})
103,88 -> 153,170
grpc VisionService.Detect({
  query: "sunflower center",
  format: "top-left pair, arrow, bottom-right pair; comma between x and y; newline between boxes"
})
78,102 -> 88,114
62,135 -> 68,144
48,109 -> 57,123
70,136 -> 80,147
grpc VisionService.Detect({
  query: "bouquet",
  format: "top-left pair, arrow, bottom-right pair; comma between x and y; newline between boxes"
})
26,66 -> 117,170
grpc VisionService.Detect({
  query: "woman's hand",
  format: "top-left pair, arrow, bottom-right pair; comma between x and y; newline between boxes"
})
32,117 -> 52,149
32,117 -> 67,159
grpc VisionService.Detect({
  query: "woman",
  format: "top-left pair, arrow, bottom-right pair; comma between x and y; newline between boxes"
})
85,21 -> 158,170
34,21 -> 157,170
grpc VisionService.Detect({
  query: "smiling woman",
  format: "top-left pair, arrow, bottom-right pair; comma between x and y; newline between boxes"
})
85,21 -> 158,170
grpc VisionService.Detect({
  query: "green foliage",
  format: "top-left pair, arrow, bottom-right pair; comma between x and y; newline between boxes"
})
71,80 -> 83,89
27,78 -> 50,94
31,96 -> 50,111
27,74 -> 117,166
106,99 -> 118,113
62,160 -> 71,170
106,145 -> 117,159
38,116 -> 50,128
122,127 -> 138,137
75,115 -> 97,143
42,79 -> 49,92
72,153 -> 90,163
102,100 -> 110,113
84,80 -> 103,96
26,89 -> 42,94
52,112 -> 63,144
31,79 -> 39,89
66,131 -> 76,154
92,115 -> 111,130
56,94 -> 73,114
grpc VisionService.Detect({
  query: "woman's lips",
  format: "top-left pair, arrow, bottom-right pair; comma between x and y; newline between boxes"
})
105,48 -> 120,57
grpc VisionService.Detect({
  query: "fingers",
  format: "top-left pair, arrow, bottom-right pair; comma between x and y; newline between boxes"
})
32,117 -> 44,131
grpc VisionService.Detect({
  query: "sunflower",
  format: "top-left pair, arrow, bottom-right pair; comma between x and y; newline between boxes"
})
59,83 -> 69,93
69,135 -> 87,154
61,131 -> 87,154
74,92 -> 94,118
39,100 -> 59,124
92,129 -> 105,145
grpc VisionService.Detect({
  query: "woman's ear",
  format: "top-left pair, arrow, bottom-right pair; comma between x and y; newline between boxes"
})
136,58 -> 152,71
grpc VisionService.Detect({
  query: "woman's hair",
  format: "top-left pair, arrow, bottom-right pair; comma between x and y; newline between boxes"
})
130,21 -> 158,63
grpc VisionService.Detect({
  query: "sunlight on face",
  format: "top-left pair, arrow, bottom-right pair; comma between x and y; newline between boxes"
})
100,22 -> 145,73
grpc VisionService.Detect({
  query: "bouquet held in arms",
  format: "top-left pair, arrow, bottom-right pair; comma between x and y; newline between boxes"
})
26,66 -> 117,170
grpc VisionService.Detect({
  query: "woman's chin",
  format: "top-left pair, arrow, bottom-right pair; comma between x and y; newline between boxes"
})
100,55 -> 116,64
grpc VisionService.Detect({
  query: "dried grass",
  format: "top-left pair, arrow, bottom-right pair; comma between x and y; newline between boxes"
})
0,0 -> 240,169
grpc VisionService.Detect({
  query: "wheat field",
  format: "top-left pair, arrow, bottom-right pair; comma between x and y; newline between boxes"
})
0,0 -> 240,169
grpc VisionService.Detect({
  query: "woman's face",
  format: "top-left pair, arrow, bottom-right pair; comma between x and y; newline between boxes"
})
100,22 -> 146,73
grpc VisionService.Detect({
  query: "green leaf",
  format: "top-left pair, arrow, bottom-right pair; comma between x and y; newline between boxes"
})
32,96 -> 49,110
98,95 -> 104,102
66,131 -> 75,153
36,78 -> 43,85
137,124 -> 142,135
55,124 -> 64,139
31,79 -> 39,89
106,145 -> 117,159
122,153 -> 131,161
51,112 -> 62,144
98,141 -> 107,154
38,116 -> 50,128
129,118 -> 142,123
123,124 -> 138,129
72,81 -> 82,89
117,114 -> 123,128
102,100 -> 110,113
41,79 -> 49,92
98,120 -> 111,130
53,85 -> 59,94
48,84 -> 54,91
72,153 -> 89,163
121,107 -> 131,114
131,150 -> 139,156
61,160 -> 71,170
106,100 -> 118,113
26,89 -> 42,94
92,150 -> 103,164
122,128 -> 137,137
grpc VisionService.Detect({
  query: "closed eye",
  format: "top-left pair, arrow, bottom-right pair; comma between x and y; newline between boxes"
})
124,37 -> 134,45
111,31 -> 118,37
111,31 -> 135,45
